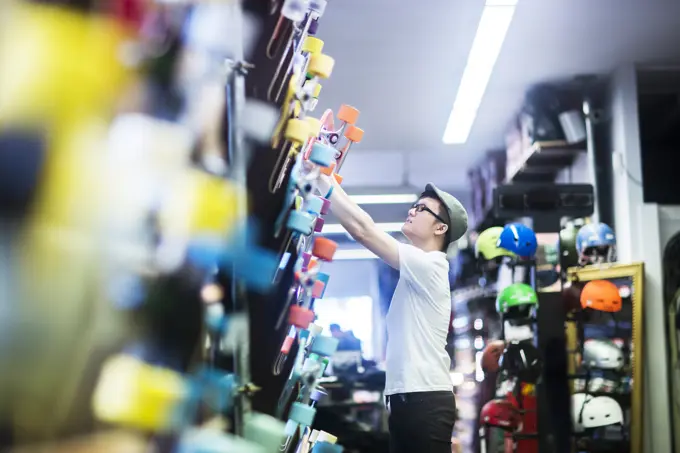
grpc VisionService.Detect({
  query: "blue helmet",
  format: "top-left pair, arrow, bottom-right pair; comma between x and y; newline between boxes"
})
497,223 -> 538,258
575,223 -> 616,255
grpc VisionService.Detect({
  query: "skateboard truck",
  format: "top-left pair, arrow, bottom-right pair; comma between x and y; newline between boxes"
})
224,58 -> 255,78
238,383 -> 262,397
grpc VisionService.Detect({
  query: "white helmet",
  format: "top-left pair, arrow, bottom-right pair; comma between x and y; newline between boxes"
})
582,339 -> 624,370
572,393 -> 624,432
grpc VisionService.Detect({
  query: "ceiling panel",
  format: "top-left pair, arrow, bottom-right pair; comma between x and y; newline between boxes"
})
313,0 -> 680,189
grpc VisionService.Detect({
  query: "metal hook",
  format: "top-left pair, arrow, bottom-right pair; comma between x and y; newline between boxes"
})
268,34 -> 296,100
275,285 -> 299,331
266,16 -> 289,60
280,436 -> 293,452
269,141 -> 293,193
273,351 -> 288,375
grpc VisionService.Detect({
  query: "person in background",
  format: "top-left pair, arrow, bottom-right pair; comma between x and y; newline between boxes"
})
329,323 -> 362,352
317,174 -> 467,453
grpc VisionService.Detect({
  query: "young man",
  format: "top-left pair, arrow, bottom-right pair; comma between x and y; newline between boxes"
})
317,175 -> 468,453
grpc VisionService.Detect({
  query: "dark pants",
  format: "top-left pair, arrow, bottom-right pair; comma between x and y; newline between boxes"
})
387,391 -> 457,453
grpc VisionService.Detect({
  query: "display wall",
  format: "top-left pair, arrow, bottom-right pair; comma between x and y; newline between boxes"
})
550,64 -> 680,453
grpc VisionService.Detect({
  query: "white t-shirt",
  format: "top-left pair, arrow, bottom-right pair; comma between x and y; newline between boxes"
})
384,242 -> 453,396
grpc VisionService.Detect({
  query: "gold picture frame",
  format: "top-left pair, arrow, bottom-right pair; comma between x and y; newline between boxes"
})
566,262 -> 644,453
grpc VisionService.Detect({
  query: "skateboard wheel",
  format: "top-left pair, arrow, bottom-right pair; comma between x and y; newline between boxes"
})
308,323 -> 324,336
308,258 -> 319,270
295,195 -> 305,210
344,124 -> 364,143
319,197 -> 331,215
310,335 -> 339,357
313,83 -> 322,98
317,431 -> 339,445
305,117 -> 323,137
302,36 -> 324,54
333,173 -> 343,185
305,196 -> 324,215
190,173 -> 240,234
281,0 -> 307,21
289,402 -> 316,427
243,413 -> 286,452
319,162 -> 335,176
281,336 -> 295,354
92,354 -> 188,432
284,119 -> 310,144
314,217 -> 325,233
199,371 -> 238,413
312,441 -> 343,453
311,280 -> 325,299
315,272 -> 330,298
287,211 -> 315,235
231,248 -> 281,293
337,105 -> 360,124
309,143 -> 336,167
288,305 -> 315,329
309,0 -> 328,15
308,54 -> 335,79
312,237 -> 337,261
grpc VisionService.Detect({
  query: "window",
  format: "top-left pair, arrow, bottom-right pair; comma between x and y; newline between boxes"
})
314,296 -> 375,359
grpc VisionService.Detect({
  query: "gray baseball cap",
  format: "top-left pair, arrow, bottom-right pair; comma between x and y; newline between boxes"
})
423,183 -> 469,245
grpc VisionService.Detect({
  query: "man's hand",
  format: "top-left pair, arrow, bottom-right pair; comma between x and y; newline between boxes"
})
316,172 -> 334,197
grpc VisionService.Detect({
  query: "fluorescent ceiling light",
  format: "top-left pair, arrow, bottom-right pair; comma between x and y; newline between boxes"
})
348,194 -> 418,205
333,249 -> 378,261
442,0 -> 518,144
322,222 -> 403,235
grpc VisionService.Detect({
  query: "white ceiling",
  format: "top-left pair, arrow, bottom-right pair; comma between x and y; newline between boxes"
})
314,0 -> 680,190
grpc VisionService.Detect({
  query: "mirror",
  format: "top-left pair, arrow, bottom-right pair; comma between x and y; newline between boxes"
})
670,289 -> 680,453
566,262 -> 644,453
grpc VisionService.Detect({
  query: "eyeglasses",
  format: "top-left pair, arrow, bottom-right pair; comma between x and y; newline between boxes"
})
410,203 -> 447,225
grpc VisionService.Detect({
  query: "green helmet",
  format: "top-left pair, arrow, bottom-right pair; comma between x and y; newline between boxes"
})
558,225 -> 579,268
496,283 -> 538,319
475,227 -> 516,261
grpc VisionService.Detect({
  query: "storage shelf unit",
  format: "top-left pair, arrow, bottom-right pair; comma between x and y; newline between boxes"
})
505,140 -> 586,184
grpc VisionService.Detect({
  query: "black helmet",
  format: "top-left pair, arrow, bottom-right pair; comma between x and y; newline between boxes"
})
499,341 -> 542,384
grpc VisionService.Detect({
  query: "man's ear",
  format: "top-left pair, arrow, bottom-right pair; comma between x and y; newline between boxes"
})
436,223 -> 449,237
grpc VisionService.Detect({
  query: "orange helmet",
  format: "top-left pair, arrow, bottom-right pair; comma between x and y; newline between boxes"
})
580,280 -> 622,312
